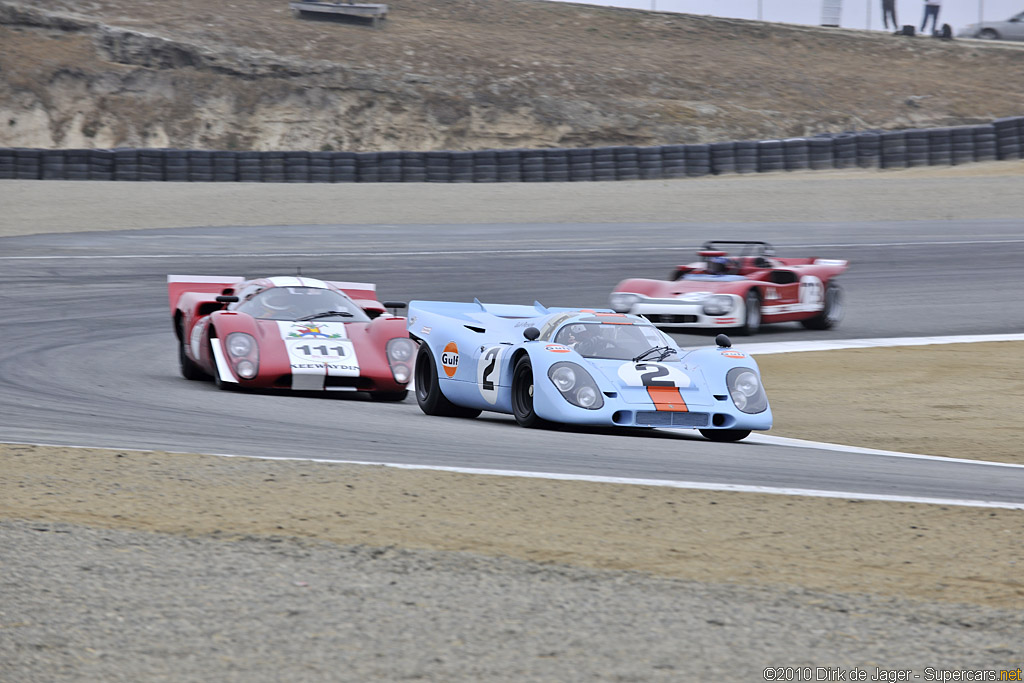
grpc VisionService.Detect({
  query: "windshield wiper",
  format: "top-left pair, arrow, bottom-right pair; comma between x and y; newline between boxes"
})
296,310 -> 355,321
632,345 -> 677,362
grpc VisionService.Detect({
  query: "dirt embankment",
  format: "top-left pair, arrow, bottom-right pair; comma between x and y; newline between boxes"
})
2,0 -> 1023,152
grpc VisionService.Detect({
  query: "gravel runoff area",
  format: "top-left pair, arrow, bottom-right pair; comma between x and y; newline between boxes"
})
2,164 -> 1023,681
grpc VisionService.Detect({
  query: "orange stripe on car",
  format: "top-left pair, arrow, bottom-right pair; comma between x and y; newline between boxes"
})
647,386 -> 688,412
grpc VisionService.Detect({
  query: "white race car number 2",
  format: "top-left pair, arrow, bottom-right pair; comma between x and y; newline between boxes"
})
477,346 -> 506,404
617,362 -> 691,388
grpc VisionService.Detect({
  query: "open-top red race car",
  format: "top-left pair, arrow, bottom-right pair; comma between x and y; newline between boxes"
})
168,275 -> 415,400
609,241 -> 849,335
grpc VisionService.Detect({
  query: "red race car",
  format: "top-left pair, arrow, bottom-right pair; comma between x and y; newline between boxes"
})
609,241 -> 848,335
168,275 -> 415,400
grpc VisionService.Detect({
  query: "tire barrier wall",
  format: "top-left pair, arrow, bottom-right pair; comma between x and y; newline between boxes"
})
1,117 -> 1021,183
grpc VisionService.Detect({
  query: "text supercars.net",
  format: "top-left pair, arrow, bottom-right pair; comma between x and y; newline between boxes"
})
763,667 -> 1023,682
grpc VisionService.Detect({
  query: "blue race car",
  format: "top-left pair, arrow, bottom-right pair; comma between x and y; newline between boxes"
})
408,300 -> 771,442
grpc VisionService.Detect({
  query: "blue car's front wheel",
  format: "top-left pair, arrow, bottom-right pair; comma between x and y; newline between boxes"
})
511,355 -> 550,429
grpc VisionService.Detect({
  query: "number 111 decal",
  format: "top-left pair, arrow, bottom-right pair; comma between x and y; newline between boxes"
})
296,344 -> 346,357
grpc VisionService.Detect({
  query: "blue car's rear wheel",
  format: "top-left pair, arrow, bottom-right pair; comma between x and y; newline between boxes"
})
414,344 -> 480,418
511,355 -> 550,429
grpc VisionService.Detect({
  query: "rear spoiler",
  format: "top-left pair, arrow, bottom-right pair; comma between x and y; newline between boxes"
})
326,280 -> 386,315
699,240 -> 775,257
167,275 -> 244,313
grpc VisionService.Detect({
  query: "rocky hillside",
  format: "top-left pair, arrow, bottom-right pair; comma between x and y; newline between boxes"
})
2,0 -> 1023,152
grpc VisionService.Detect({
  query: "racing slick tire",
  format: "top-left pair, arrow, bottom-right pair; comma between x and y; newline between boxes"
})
801,282 -> 844,330
738,290 -> 762,336
511,355 -> 552,429
699,429 -> 751,442
414,344 -> 480,418
179,339 -> 207,381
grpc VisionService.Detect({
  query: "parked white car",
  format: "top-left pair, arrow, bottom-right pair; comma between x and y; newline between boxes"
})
958,11 -> 1024,41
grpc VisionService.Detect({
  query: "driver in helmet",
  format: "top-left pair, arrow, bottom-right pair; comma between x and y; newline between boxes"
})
566,323 -> 614,357
707,256 -> 736,275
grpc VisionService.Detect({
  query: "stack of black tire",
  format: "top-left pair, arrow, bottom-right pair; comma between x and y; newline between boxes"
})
994,116 -> 1022,160
904,130 -> 930,167
472,150 -> 498,182
331,152 -> 358,182
237,151 -> 262,182
685,144 -> 711,177
661,145 -> 688,177
856,132 -> 881,168
613,147 -> 639,180
972,124 -> 997,162
808,137 -> 834,170
927,128 -> 953,166
757,140 -> 784,172
710,142 -> 736,175
2,116 -> 1023,183
588,147 -> 614,182
880,131 -> 907,169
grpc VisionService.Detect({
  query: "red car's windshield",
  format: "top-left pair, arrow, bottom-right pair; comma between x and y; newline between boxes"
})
234,287 -> 370,322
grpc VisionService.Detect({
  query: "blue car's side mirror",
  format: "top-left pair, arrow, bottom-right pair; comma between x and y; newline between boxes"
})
524,327 -> 540,341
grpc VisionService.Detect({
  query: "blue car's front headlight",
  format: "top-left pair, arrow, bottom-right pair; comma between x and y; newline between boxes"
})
548,361 -> 603,410
727,367 -> 768,414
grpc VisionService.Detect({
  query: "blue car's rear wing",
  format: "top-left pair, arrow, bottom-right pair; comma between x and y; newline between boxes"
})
408,300 -> 618,340
410,300 -> 613,321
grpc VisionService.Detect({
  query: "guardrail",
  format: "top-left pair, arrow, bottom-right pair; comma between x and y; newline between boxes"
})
1,117 -> 1020,183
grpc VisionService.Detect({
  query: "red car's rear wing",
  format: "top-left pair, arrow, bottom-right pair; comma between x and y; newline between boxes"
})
326,280 -> 386,315
167,275 -> 245,313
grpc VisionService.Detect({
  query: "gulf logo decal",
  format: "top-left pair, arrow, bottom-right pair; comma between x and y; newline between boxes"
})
546,344 -> 571,353
441,342 -> 460,377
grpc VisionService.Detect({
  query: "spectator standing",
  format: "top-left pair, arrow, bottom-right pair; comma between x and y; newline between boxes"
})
920,0 -> 941,35
882,0 -> 898,30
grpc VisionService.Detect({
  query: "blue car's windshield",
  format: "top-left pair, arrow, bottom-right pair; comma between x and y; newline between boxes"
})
234,287 -> 370,322
554,322 -> 672,360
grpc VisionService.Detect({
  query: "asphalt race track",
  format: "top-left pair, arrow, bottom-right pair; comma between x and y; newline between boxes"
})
2,219 -> 1024,505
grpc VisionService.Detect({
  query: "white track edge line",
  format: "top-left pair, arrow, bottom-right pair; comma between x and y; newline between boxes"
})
2,440 -> 1022,510
740,333 -> 1024,355
744,433 -> 1024,468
